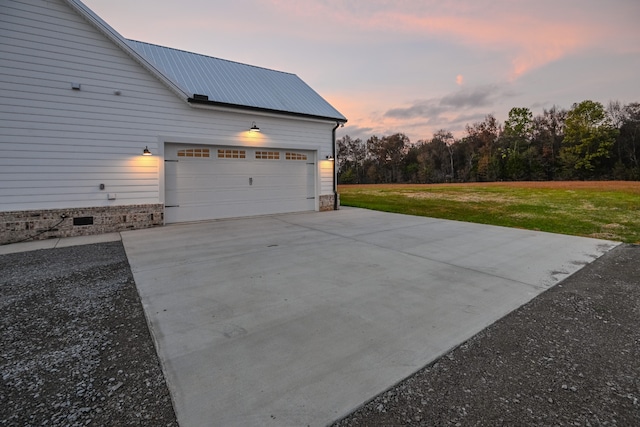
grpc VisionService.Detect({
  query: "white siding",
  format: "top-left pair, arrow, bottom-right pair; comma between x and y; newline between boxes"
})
0,0 -> 336,212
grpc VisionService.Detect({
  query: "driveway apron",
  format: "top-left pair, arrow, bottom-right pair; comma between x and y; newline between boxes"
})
121,208 -> 617,427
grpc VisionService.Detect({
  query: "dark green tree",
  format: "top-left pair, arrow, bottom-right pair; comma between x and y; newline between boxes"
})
336,135 -> 367,184
367,133 -> 410,183
432,130 -> 456,182
504,107 -> 533,151
502,107 -> 534,180
617,102 -> 640,179
465,115 -> 501,181
532,106 -> 566,180
560,100 -> 618,178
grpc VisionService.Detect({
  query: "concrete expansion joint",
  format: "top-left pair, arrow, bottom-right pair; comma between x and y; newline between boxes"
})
274,216 -> 431,242
274,216 -> 550,290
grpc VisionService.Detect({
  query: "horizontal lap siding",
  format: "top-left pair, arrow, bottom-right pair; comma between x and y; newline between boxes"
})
0,0 -> 336,212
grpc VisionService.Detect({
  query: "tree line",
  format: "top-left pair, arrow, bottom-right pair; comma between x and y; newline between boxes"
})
337,100 -> 640,184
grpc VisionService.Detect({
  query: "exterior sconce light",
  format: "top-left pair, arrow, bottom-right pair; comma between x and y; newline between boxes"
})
143,146 -> 152,156
249,122 -> 260,132
325,155 -> 334,160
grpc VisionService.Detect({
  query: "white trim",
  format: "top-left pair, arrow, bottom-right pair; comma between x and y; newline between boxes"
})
186,102 -> 344,125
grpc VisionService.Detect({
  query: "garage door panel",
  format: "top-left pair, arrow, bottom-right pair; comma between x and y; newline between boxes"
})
173,190 -> 245,205
251,185 -> 308,197
165,144 -> 316,223
174,175 -> 248,189
174,199 -> 310,222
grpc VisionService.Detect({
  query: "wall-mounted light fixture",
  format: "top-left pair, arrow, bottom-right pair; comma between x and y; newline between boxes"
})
143,146 -> 152,156
249,121 -> 260,132
325,154 -> 335,160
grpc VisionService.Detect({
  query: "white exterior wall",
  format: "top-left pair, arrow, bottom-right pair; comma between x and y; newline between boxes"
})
0,0 -> 336,213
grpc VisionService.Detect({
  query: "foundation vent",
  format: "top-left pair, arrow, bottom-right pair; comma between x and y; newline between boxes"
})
73,216 -> 94,226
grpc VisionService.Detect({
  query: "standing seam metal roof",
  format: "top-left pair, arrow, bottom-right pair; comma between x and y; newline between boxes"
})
126,40 -> 346,122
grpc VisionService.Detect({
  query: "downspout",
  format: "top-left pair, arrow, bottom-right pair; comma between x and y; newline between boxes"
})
332,122 -> 340,210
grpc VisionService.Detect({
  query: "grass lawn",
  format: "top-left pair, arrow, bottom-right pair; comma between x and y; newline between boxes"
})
338,182 -> 640,244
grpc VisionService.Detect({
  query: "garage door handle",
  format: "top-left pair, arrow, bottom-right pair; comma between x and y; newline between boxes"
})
166,205 -> 180,207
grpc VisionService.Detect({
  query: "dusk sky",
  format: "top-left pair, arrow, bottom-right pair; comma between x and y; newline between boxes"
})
83,0 -> 640,143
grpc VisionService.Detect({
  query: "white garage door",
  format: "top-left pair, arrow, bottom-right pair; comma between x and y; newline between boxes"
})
164,144 -> 316,223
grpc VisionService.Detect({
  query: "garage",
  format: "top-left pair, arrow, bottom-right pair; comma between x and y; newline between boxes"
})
164,144 -> 316,223
0,0 -> 346,244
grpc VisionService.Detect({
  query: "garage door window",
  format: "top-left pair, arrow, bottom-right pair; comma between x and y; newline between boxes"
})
285,152 -> 308,161
218,149 -> 246,159
255,151 -> 280,160
178,148 -> 210,158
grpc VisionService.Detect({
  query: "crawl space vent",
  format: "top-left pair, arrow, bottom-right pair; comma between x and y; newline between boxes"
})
73,216 -> 94,226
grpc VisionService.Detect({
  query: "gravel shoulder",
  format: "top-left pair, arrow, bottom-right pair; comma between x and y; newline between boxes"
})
1,241 -> 638,426
333,244 -> 640,426
0,242 -> 177,426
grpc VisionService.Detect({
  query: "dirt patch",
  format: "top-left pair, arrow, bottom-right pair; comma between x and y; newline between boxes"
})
0,242 -> 177,426
402,192 -> 518,204
332,244 -> 640,426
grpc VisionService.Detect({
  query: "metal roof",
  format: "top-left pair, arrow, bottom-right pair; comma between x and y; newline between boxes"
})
126,40 -> 346,122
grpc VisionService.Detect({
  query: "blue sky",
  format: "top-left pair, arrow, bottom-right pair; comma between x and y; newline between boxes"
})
83,0 -> 640,142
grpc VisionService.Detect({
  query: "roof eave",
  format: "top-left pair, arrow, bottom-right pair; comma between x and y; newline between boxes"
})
187,97 -> 347,124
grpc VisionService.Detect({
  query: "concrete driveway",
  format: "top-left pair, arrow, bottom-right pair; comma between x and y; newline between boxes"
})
121,208 -> 617,427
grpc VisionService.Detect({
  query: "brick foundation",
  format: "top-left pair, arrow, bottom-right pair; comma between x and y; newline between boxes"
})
319,194 -> 339,212
1,204 -> 164,245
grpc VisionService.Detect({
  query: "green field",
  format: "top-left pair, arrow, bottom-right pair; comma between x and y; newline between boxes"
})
338,182 -> 640,244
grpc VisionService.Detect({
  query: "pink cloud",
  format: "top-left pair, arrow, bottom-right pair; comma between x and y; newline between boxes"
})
262,0 -> 637,80
362,12 -> 591,80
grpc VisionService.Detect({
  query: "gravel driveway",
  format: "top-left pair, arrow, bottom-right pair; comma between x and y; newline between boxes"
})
0,242 -> 177,426
1,241 -> 638,426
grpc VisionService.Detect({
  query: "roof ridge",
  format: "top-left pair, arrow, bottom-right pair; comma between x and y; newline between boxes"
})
126,39 -> 297,77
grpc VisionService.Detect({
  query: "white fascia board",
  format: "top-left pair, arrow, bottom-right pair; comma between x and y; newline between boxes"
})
186,101 -> 342,126
63,0 -> 192,101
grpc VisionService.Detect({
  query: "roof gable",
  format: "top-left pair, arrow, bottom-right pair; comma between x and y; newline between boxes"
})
64,0 -> 346,123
